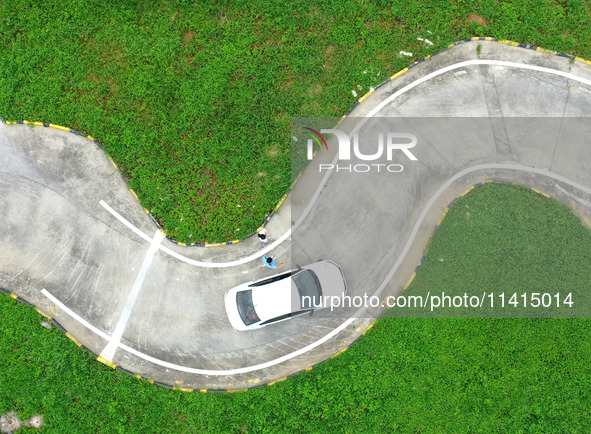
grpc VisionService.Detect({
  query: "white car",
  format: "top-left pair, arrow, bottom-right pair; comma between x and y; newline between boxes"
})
224,260 -> 347,331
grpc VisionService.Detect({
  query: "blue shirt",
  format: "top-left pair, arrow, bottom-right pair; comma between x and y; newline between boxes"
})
263,255 -> 277,269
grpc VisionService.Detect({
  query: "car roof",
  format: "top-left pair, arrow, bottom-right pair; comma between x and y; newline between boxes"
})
250,277 -> 301,322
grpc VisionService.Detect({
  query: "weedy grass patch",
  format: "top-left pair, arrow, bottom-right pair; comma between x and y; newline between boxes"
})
395,183 -> 591,318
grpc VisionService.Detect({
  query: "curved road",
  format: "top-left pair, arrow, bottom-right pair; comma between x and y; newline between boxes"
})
2,40 -> 591,390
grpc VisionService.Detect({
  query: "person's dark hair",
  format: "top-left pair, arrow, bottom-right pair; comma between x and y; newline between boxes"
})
266,257 -> 273,264
258,232 -> 267,239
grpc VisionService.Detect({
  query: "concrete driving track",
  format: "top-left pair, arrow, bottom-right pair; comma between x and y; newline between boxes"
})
2,40 -> 591,390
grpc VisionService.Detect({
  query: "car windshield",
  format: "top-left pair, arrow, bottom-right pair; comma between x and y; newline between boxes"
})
292,270 -> 322,309
236,290 -> 260,326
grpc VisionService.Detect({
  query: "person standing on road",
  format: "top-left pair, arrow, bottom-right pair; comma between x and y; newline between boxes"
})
258,228 -> 270,243
263,255 -> 284,269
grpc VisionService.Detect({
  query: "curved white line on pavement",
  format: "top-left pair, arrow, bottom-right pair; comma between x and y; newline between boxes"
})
100,200 -> 154,244
50,164 -> 591,375
360,59 -> 591,122
117,317 -> 357,375
358,163 -> 591,313
102,60 -> 591,269
41,288 -> 111,341
50,59 -> 591,375
99,199 -> 291,268
42,284 -> 356,375
158,237 -> 291,268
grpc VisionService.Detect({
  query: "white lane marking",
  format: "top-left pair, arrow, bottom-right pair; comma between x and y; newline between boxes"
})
51,59 -> 591,374
100,230 -> 164,362
361,59 -> 591,122
41,288 -> 111,341
46,164 -> 591,374
117,318 -> 356,375
99,200 -> 153,244
100,200 -> 291,268
355,163 -> 591,317
42,285 -> 355,375
100,61 -> 591,269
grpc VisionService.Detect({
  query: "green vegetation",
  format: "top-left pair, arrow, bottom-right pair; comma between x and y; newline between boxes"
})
1,0 -> 591,242
391,183 -> 591,318
2,1 -> 591,430
2,184 -> 591,431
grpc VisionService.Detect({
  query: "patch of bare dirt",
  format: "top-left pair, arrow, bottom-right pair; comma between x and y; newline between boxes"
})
308,84 -> 322,96
467,13 -> 488,26
325,44 -> 335,59
183,31 -> 193,44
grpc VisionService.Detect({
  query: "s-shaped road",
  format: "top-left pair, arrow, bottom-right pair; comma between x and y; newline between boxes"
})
2,40 -> 591,390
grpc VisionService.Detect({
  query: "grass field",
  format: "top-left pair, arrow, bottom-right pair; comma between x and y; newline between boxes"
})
2,0 -> 591,431
1,0 -> 591,242
390,183 -> 591,318
2,183 -> 591,432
